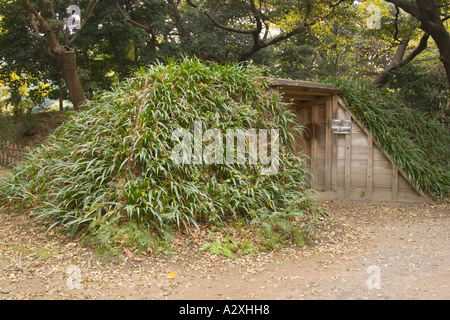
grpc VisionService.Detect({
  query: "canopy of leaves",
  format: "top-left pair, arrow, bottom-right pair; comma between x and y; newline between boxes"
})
1,58 -> 319,246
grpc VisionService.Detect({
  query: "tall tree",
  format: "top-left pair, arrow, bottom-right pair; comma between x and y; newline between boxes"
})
383,0 -> 450,86
22,0 -> 99,109
184,0 -> 340,63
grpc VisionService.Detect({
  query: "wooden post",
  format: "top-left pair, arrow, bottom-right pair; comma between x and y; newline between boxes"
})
311,105 -> 318,189
301,107 -> 308,153
344,111 -> 352,198
367,138 -> 373,199
325,96 -> 332,191
392,165 -> 399,200
331,95 -> 338,191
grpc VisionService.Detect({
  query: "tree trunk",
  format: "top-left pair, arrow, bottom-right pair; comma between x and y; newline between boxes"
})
416,0 -> 450,87
56,73 -> 64,112
109,34 -> 125,77
433,33 -> 450,86
53,47 -> 87,110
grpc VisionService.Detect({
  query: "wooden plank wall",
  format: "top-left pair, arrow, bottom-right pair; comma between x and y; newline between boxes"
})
291,95 -> 423,201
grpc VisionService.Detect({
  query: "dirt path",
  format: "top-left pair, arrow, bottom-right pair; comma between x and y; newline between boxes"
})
0,200 -> 449,300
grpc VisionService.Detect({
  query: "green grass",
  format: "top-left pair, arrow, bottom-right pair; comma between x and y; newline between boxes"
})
0,58 -> 323,253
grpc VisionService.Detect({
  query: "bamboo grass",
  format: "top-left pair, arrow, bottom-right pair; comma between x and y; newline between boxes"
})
1,58 -> 320,246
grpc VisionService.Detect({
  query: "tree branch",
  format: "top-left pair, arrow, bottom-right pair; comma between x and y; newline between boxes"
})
261,24 -> 306,47
373,32 -> 430,87
29,13 -> 55,60
437,3 -> 450,8
114,0 -> 153,32
202,10 -> 257,34
393,5 -> 401,43
403,32 -> 430,62
167,0 -> 189,39
238,23 -> 306,62
185,0 -> 198,8
23,0 -> 59,48
384,0 -> 420,18
49,0 -> 56,19
186,0 -> 258,34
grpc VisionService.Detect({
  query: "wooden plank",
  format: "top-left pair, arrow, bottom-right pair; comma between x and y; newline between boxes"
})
325,96 -> 332,191
350,173 -> 368,188
397,191 -> 423,201
317,106 -> 326,120
372,188 -> 396,201
281,93 -> 321,101
297,97 -> 328,109
331,95 -> 338,191
285,87 -> 339,96
345,111 -> 351,198
350,160 -> 367,174
373,147 -> 387,161
314,159 -> 326,189
373,174 -> 394,188
311,105 -> 319,189
351,132 -> 369,148
392,165 -> 399,200
300,107 -> 308,152
269,78 -> 340,92
373,160 -> 392,171
398,174 -> 414,190
331,145 -> 338,188
300,106 -> 308,125
367,138 -> 373,199
337,145 -> 346,159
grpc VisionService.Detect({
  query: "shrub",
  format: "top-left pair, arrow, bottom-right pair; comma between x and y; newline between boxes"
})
1,58 -> 320,250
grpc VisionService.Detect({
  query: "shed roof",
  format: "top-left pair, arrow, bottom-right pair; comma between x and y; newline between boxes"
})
269,78 -> 340,104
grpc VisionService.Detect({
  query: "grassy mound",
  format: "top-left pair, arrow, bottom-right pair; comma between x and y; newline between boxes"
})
1,58 -> 321,253
332,79 -> 450,199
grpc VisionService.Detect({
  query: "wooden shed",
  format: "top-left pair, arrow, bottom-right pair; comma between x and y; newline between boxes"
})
270,78 -> 424,201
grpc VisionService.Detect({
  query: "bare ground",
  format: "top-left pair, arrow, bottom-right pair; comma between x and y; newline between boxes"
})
0,199 -> 449,300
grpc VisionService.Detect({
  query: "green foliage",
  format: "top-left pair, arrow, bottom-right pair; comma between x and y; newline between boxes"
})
387,63 -> 449,127
0,111 -> 14,141
1,58 -> 320,251
331,79 -> 450,199
18,109 -> 39,136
